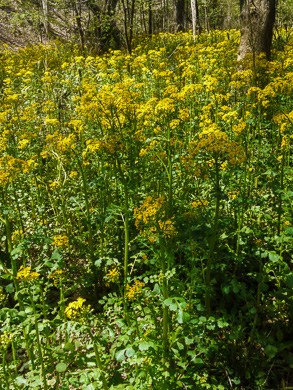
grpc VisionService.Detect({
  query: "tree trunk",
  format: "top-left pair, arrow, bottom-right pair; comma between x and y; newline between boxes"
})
41,0 -> 50,37
148,0 -> 153,35
191,0 -> 200,40
87,0 -> 121,53
237,0 -> 276,61
174,0 -> 185,32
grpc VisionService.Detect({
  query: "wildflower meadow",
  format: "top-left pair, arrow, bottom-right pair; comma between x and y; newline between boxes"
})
1,29 -> 293,389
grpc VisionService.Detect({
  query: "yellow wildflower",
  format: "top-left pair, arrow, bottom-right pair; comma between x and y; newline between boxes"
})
64,297 -> 91,321
50,270 -> 67,287
105,268 -> 121,283
126,281 -> 145,300
52,235 -> 69,247
0,331 -> 14,352
16,266 -> 40,282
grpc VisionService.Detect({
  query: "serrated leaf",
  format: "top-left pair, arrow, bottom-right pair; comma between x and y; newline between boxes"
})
185,337 -> 194,345
15,376 -> 27,385
169,302 -> 178,311
164,298 -> 173,307
51,250 -> 62,261
139,341 -> 152,351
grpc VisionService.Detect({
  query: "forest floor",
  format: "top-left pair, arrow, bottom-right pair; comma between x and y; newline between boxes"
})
0,3 -> 71,50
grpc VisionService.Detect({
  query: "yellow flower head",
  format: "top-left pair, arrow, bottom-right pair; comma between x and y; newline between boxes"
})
16,266 -> 40,282
64,297 -> 91,322
50,270 -> 67,287
105,268 -> 120,283
52,235 -> 69,248
126,281 -> 145,300
0,331 -> 14,352
0,288 -> 6,306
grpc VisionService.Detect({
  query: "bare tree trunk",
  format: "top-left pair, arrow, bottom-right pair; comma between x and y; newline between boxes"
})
121,0 -> 136,54
41,0 -> 50,37
74,0 -> 85,53
148,0 -> 153,34
191,0 -> 200,40
238,0 -> 276,61
87,0 -> 120,53
174,0 -> 185,31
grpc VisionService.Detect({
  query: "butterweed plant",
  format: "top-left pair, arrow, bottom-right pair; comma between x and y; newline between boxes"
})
0,29 -> 293,389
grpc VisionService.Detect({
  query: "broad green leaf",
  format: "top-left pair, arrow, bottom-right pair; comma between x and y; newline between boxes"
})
139,341 -> 152,351
115,349 -> 126,362
264,345 -> 278,359
64,342 -> 75,351
126,347 -> 136,357
56,362 -> 67,372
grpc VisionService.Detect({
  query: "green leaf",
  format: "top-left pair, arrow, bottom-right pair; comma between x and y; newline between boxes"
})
126,347 -> 135,357
176,309 -> 183,324
184,336 -> 194,345
64,342 -> 75,351
169,302 -> 178,311
286,274 -> 293,288
15,376 -> 27,385
115,349 -> 126,362
164,298 -> 173,307
51,250 -> 62,261
56,362 -> 67,372
5,283 -> 14,293
264,345 -> 278,359
268,252 -> 280,262
139,341 -> 152,351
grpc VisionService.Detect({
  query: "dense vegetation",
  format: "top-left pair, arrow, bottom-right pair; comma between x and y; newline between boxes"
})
1,28 -> 293,389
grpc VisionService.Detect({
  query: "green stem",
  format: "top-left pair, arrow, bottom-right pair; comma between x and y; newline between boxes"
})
29,294 -> 48,390
2,351 -> 10,389
78,159 -> 94,261
159,236 -> 169,362
115,156 -> 130,322
88,331 -> 108,390
205,158 -> 220,318
277,157 -> 284,235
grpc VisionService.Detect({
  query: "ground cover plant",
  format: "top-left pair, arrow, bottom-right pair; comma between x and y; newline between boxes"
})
0,29 -> 293,389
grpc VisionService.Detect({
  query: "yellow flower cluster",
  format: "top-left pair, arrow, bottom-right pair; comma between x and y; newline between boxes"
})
64,297 -> 91,321
11,229 -> 23,244
84,136 -> 122,156
0,288 -> 6,306
0,155 -> 30,186
195,123 -> 246,165
134,196 -> 177,241
50,270 -> 67,287
105,268 -> 121,283
134,196 -> 165,227
126,281 -> 145,300
158,220 -> 178,239
0,331 -> 14,351
41,131 -> 76,158
228,190 -> 239,199
191,200 -> 209,209
16,266 -> 40,282
52,235 -> 69,247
